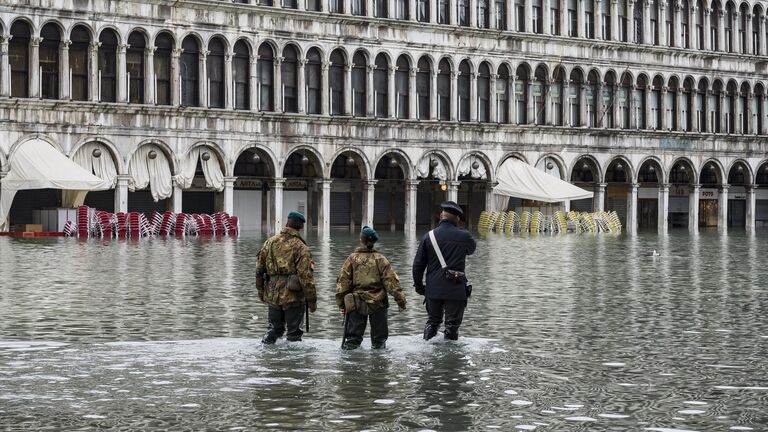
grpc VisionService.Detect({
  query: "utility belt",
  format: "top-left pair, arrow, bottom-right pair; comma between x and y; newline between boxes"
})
270,274 -> 303,292
343,293 -> 386,316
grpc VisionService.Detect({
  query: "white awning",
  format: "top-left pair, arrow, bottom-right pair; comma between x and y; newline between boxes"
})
493,158 -> 594,203
0,139 -> 112,230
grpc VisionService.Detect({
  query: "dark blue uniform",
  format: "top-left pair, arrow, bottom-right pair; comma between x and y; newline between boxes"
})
412,219 -> 477,340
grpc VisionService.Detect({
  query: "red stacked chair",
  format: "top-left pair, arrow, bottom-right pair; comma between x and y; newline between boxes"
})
139,213 -> 153,237
158,212 -> 175,236
77,206 -> 90,238
127,212 -> 143,238
174,213 -> 188,236
115,213 -> 128,238
96,211 -> 114,238
227,216 -> 239,236
150,211 -> 163,235
193,214 -> 212,236
213,212 -> 230,236
63,220 -> 77,237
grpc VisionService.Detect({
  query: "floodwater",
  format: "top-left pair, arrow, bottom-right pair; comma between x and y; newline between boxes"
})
1,230 -> 767,431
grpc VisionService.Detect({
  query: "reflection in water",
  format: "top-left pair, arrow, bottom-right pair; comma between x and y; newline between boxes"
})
1,231 -> 767,430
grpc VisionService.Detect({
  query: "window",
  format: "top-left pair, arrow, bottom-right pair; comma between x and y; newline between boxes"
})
551,2 -> 561,34
207,37 -> 225,108
330,50 -> 346,116
478,64 -> 490,122
353,0 -> 366,16
458,0 -> 470,26
352,52 -> 367,117
282,46 -> 298,113
99,30 -> 118,103
651,81 -> 662,129
585,0 -> 595,38
533,73 -> 545,125
69,26 -> 90,101
331,0 -> 343,13
710,7 -> 718,50
257,44 -> 274,111
439,0 -> 449,23
633,2 -> 644,43
458,61 -> 470,122
633,79 -> 646,129
665,84 -> 677,130
233,41 -> 250,110
618,0 -> 628,41
417,58 -> 431,119
515,0 -> 525,31
533,0 -> 543,33
180,36 -> 200,107
515,66 -> 528,124
418,0 -> 429,22
496,0 -> 507,29
586,76 -> 598,127
154,33 -> 173,106
307,0 -> 321,11
600,0 -> 610,39
437,59 -> 451,120
9,21 -> 30,98
127,32 -> 145,104
552,72 -> 564,126
283,0 -> 297,8
569,74 -> 581,126
753,12 -> 760,53
479,0 -> 490,28
40,24 -> 61,100
602,78 -> 614,128
396,56 -> 409,119
497,65 -> 510,123
724,7 -> 733,52
697,2 -> 705,49
374,55 -> 388,118
568,0 -> 578,37
306,49 -> 322,114
375,0 -> 388,17
396,0 -> 408,19
649,0 -> 659,44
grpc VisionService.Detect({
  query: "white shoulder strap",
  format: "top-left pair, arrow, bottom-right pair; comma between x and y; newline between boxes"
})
428,230 -> 448,269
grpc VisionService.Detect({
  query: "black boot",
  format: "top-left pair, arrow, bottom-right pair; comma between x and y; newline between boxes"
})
444,327 -> 459,340
423,324 -> 439,340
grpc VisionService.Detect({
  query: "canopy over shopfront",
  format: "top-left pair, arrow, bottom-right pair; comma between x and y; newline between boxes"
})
493,158 -> 594,206
0,139 -> 112,230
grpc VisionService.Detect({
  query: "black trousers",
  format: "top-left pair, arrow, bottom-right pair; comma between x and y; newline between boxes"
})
424,299 -> 466,340
342,306 -> 388,350
262,304 -> 304,344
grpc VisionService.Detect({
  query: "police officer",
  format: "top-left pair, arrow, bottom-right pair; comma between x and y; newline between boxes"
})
336,226 -> 406,350
256,211 -> 317,344
412,201 -> 477,341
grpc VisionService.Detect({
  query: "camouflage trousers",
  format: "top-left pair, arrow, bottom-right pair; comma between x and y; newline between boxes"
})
342,306 -> 388,350
262,304 -> 305,344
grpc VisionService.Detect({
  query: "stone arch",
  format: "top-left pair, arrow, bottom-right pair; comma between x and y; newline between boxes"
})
205,33 -> 231,54
233,36 -> 255,56
69,137 -> 126,175
668,156 -> 698,184
496,152 -> 530,175
699,158 -> 726,185
127,139 -> 179,174
9,134 -> 65,160
186,141 -> 228,174
727,158 -> 754,185
534,153 -> 567,180
231,142 -> 279,178
281,145 -> 326,178
66,21 -> 96,40
97,25 -> 123,45
38,19 -> 66,38
636,155 -> 667,184
569,154 -> 603,183
153,30 -> 177,48
417,149 -> 455,181
125,26 -> 151,45
9,16 -> 36,36
456,151 -> 495,183
326,45 -> 350,63
328,146 -> 372,179
373,148 -> 413,180
178,31 -> 205,49
603,155 -> 635,183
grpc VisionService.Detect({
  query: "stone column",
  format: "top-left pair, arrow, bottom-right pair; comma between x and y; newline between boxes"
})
612,84 -> 620,127
30,37 -> 41,98
563,79 -> 571,126
250,58 -> 259,111
643,0 -> 651,43
746,185 -> 756,230
736,90 -> 744,134
526,80 -> 535,124
117,44 -> 128,103
489,73 -> 498,122
366,63 -> 375,116
224,53 -> 234,110
485,182 -> 496,211
408,68 -> 417,119
274,57 -> 283,112
409,0 -> 417,20
611,0 -> 620,41
318,180 -> 332,237
274,178 -> 285,232
344,65 -> 352,115
447,181 -> 460,203
450,0 -> 458,24
596,183 -> 606,212
405,180 -> 419,237
171,48 -> 182,106
525,0 -> 533,31
627,183 -> 639,234
731,11 -> 738,52
60,40 -> 70,100
469,71 -> 477,121
0,36 -> 10,97
511,74 -> 518,123
171,180 -> 183,213
146,48 -> 156,105
470,0 -> 478,26
675,86 -> 683,131
718,10 -> 725,51
762,91 -> 768,135
490,0 -> 498,29
363,180 -> 377,227
115,175 -> 130,214
746,13 -> 753,54
450,71 -> 458,121
577,0 -> 586,38
579,80 -> 587,126
297,59 -> 306,113
718,185 -> 728,231
674,3 -> 683,47
690,6 -> 698,48
430,69 -> 438,119
689,183 -> 700,233
760,15 -> 766,55
627,1 -> 636,43
596,82 -> 604,127
388,65 -> 396,118
90,42 -> 100,101
659,86 -> 668,130
658,183 -> 669,234
430,0 -> 438,22
199,50 -> 209,108
659,2 -> 667,45
321,61 -> 330,115
223,177 -> 236,215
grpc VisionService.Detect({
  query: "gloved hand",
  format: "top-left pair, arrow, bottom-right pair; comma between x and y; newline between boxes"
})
308,300 -> 317,313
414,283 -> 425,296
258,291 -> 266,304
396,298 -> 406,311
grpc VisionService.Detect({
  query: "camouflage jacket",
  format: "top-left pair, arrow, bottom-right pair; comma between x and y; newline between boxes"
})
335,247 -> 406,309
256,228 -> 316,308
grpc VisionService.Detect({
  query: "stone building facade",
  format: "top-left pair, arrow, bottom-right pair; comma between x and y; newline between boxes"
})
1,0 -> 767,235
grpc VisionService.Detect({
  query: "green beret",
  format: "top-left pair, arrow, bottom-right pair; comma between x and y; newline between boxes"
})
361,226 -> 379,241
287,211 -> 306,223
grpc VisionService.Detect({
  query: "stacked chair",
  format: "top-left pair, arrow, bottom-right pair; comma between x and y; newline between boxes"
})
477,209 -> 623,236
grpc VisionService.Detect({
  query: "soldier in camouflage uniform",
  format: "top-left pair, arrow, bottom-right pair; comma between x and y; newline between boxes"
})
256,211 -> 317,344
336,226 -> 406,350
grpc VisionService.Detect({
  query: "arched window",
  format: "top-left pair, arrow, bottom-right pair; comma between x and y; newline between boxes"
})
585,0 -> 595,38
154,33 -> 173,106
417,57 -> 431,119
418,0 -> 430,22
69,25 -> 90,101
553,68 -> 565,126
740,82 -> 749,133
682,77 -> 695,131
127,32 -> 145,104
282,45 -> 299,113
458,61 -> 471,122
634,75 -> 647,129
619,73 -> 632,128
711,80 -> 723,133
258,43 -> 274,111
395,56 -> 409,119
40,23 -> 61,100
651,76 -> 663,129
586,71 -> 599,127
697,0 -> 706,48
725,81 -> 737,133
330,49 -> 346,116
697,79 -> 708,131
375,54 -> 389,118
739,4 -> 748,53
375,0 -> 388,17
724,3 -> 734,52
515,65 -> 529,124
753,6 -> 761,53
99,30 -> 118,102
534,66 -> 547,125
396,0 -> 408,19
437,59 -> 451,121
603,72 -> 615,128
569,69 -> 583,126
496,65 -> 510,123
496,0 -> 507,30
533,0 -> 544,33
207,37 -> 225,108
9,21 -> 31,97
754,84 -> 764,134
233,41 -> 250,110
681,0 -> 690,47
352,52 -> 367,117
458,0 -> 470,26
180,36 -> 200,107
666,77 -> 679,130
477,63 -> 490,122
479,0 -> 490,28
306,48 -> 322,114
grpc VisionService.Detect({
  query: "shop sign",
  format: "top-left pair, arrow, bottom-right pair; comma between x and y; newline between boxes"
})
700,188 -> 718,200
234,178 -> 264,189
